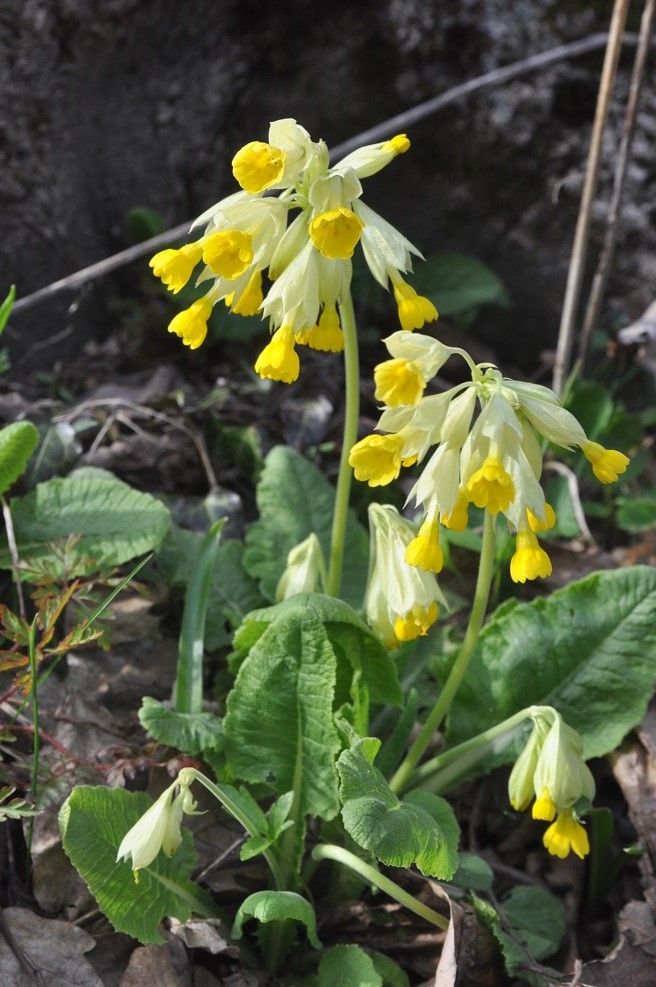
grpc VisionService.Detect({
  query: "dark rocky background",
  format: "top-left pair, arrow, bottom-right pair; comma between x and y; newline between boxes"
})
2,0 -> 654,371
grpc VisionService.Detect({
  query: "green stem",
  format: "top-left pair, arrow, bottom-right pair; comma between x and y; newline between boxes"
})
186,771 -> 286,891
326,291 -> 360,598
312,844 -> 448,931
408,707 -> 537,793
390,511 -> 497,794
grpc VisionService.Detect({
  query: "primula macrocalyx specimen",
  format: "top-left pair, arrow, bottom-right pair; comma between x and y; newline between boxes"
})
149,243 -> 203,294
508,708 -> 594,859
168,297 -> 213,350
405,513 -> 443,573
116,769 -> 200,882
365,503 -> 446,650
151,118 -> 434,381
352,334 -> 631,582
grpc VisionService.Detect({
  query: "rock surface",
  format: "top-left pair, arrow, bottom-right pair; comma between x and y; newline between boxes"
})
2,0 -> 655,369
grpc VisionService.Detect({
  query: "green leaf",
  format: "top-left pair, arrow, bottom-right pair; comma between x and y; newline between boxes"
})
473,886 -> 565,985
318,945 -> 382,987
138,696 -> 223,755
243,446 -> 369,609
446,567 -> 656,761
450,852 -> 494,891
0,421 -> 39,496
0,469 -> 170,577
0,285 -> 16,337
240,791 -> 294,861
409,253 -> 509,319
367,950 -> 411,987
616,493 -> 656,533
224,609 -> 341,821
232,890 -> 321,948
59,786 -> 215,944
233,594 -> 402,706
338,742 -> 460,879
175,519 -> 225,714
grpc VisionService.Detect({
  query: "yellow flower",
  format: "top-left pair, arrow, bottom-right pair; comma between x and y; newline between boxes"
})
365,504 -> 445,649
405,515 -> 444,573
306,305 -> 344,352
202,230 -> 253,280
441,492 -> 469,532
394,602 -> 439,643
581,440 -> 630,484
390,275 -> 438,331
232,140 -> 287,193
382,134 -> 411,156
226,269 -> 264,316
543,809 -> 590,860
464,456 -> 515,514
349,433 -> 405,487
254,325 -> 300,383
532,786 -> 557,821
309,207 -> 364,259
374,358 -> 425,407
527,503 -> 556,533
149,243 -> 203,294
168,297 -> 213,350
510,529 -> 552,583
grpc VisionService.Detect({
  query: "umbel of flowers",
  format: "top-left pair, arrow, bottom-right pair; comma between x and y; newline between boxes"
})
349,331 -> 630,583
149,119 -> 438,378
508,708 -> 595,858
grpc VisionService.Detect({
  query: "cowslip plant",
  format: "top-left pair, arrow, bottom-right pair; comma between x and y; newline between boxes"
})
58,119 -> 649,985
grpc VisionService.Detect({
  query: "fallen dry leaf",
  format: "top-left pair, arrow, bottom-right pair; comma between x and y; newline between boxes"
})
0,906 -> 101,987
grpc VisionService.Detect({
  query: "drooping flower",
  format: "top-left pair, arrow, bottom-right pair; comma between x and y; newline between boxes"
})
116,769 -> 200,883
151,119 -> 437,380
351,335 -> 630,582
365,503 -> 446,650
254,324 -> 300,383
543,809 -> 590,860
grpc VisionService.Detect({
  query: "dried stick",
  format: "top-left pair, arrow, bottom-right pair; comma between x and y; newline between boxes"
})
11,34 -> 628,319
552,0 -> 631,395
578,0 -> 656,365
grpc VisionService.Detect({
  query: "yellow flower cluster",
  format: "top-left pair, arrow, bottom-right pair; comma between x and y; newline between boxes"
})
349,332 -> 630,583
149,120 -> 438,378
508,709 -> 595,859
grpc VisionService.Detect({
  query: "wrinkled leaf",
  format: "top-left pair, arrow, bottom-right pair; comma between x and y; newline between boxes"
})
59,786 -> 215,944
0,469 -> 170,577
138,697 -> 223,755
446,567 -> 656,762
338,741 -> 459,879
232,891 -> 321,948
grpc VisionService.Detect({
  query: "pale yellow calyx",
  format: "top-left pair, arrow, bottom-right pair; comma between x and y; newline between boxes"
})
202,230 -> 253,280
510,529 -> 552,583
149,242 -> 203,294
394,601 -> 439,644
405,516 -> 444,573
254,324 -> 300,384
382,134 -> 411,155
543,809 -> 590,859
581,440 -> 630,484
391,276 -> 438,332
168,297 -> 213,350
374,357 -> 425,407
464,456 -> 515,514
232,140 -> 287,192
309,207 -> 364,260
307,305 -> 344,352
349,433 -> 405,487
